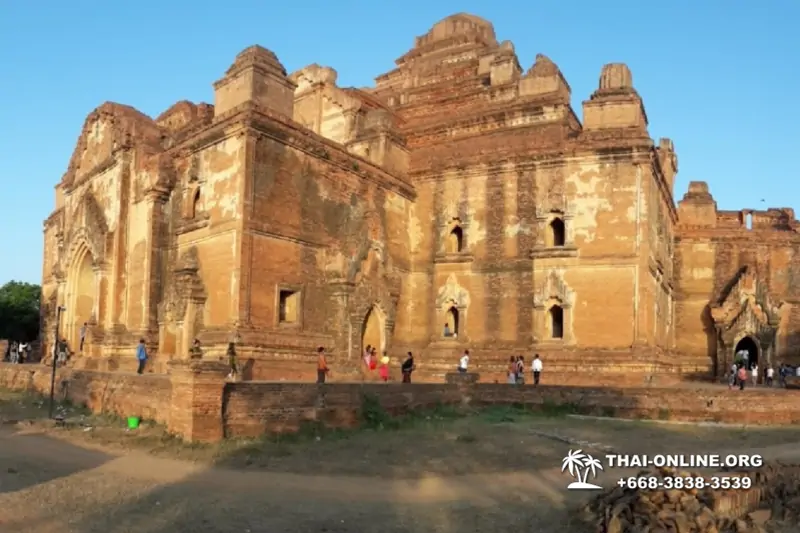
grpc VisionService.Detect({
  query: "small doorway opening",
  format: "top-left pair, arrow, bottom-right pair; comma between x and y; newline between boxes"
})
447,226 -> 464,253
444,306 -> 459,337
362,306 -> 384,354
734,336 -> 759,370
549,305 -> 564,339
550,218 -> 566,247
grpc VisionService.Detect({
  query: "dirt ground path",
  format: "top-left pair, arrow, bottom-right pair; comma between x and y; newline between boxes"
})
4,415 -> 800,533
0,426 -> 592,533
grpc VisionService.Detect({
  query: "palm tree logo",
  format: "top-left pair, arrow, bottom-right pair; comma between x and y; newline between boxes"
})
561,449 -> 604,490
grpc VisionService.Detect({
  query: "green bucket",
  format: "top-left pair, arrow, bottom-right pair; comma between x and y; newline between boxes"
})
127,416 -> 140,429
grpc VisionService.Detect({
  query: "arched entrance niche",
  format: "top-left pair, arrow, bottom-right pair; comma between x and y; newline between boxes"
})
65,245 -> 95,348
734,336 -> 760,370
444,305 -> 459,336
361,305 -> 385,355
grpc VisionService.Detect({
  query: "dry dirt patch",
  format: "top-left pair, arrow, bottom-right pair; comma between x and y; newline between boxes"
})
4,389 -> 800,533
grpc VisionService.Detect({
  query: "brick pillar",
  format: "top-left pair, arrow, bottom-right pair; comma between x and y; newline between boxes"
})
168,359 -> 229,443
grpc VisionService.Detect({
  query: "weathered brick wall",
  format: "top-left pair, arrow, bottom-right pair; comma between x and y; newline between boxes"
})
0,363 -> 171,425
3,363 -> 800,443
223,380 -> 800,438
223,382 -> 465,437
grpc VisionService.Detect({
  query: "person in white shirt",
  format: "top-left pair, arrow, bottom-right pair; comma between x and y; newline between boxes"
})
766,366 -> 774,387
751,364 -> 758,386
458,350 -> 469,373
531,354 -> 543,386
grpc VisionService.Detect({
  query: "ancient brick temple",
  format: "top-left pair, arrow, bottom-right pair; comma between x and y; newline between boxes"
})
40,14 -> 800,380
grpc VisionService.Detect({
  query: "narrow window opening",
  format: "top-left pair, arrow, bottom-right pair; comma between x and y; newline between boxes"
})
278,289 -> 299,323
444,307 -> 460,337
550,217 -> 566,247
447,226 -> 464,253
550,305 -> 564,339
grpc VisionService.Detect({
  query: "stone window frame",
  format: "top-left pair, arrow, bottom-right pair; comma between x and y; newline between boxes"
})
442,301 -> 463,339
275,284 -> 304,329
530,210 -> 578,259
177,176 -> 210,235
435,217 -> 475,264
532,271 -> 575,344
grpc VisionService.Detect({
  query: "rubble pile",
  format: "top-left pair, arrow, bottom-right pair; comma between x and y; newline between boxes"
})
580,462 -> 800,533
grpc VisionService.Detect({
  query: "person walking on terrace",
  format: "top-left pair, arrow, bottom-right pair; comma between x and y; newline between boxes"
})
57,338 -> 69,366
516,355 -> 526,384
136,338 -> 147,375
457,350 -> 469,373
532,354 -> 543,386
316,346 -> 329,384
506,356 -> 516,384
737,365 -> 748,391
79,322 -> 88,352
226,342 -> 238,379
766,366 -> 774,387
401,352 -> 415,383
379,353 -> 390,382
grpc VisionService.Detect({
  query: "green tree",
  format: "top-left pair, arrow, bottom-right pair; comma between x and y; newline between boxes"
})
0,281 -> 41,341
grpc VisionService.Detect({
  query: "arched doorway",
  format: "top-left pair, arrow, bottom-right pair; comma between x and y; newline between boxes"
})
361,306 -> 384,355
444,306 -> 459,336
734,336 -> 759,370
447,226 -> 463,253
67,249 -> 95,347
549,218 -> 566,247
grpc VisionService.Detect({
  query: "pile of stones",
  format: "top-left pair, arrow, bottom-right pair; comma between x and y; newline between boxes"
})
579,462 -> 800,533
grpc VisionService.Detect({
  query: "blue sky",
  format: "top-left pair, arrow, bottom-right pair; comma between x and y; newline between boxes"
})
1,1 -> 797,285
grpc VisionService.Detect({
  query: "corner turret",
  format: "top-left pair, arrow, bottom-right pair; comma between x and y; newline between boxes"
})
582,63 -> 648,132
677,181 -> 717,227
213,45 -> 296,117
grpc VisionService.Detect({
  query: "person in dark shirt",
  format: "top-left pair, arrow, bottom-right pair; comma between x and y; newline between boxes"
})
401,352 -> 415,383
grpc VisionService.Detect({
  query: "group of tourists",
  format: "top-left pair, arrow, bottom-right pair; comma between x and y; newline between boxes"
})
3,341 -> 32,364
455,349 -> 543,385
504,354 -> 543,385
356,344 -> 417,384
728,348 -> 783,390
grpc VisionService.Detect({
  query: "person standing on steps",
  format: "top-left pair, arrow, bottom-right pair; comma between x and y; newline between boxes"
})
532,354 -> 543,386
226,342 -> 238,379
79,322 -> 88,352
136,338 -> 147,375
507,356 -> 517,384
516,355 -> 526,385
457,350 -> 469,373
401,352 -> 415,383
316,346 -> 329,384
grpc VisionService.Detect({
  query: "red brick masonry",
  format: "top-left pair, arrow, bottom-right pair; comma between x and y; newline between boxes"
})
2,362 -> 799,443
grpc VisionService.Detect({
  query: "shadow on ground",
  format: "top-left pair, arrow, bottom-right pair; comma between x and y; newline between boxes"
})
0,428 -> 112,495
4,393 -> 800,532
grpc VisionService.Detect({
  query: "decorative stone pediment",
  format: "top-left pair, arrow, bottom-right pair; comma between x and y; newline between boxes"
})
533,270 -> 575,308
710,267 -> 779,331
435,274 -> 470,309
64,192 -> 109,268
158,246 -> 206,323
